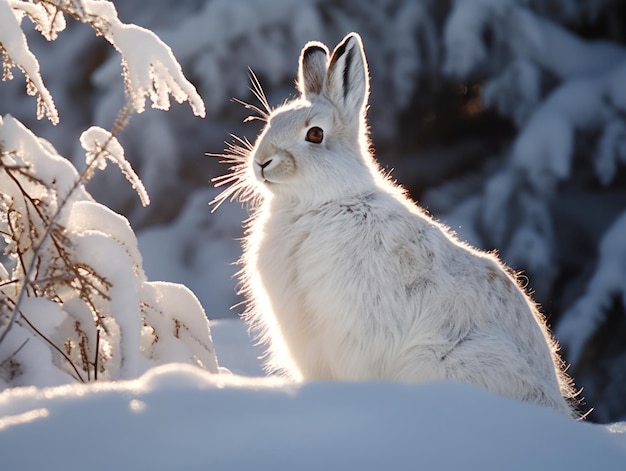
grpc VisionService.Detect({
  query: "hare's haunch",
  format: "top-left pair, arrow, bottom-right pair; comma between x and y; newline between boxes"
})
214,33 -> 577,416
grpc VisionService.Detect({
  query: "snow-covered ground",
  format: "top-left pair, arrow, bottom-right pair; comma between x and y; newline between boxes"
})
0,318 -> 625,470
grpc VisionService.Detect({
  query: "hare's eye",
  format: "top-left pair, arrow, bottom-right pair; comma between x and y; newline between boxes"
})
305,126 -> 324,144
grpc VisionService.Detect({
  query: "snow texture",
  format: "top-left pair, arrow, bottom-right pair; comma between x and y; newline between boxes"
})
77,0 -> 204,118
1,0 -> 216,389
0,0 -> 58,123
137,188 -> 247,318
80,126 -> 150,206
0,326 -> 625,471
80,0 -> 205,117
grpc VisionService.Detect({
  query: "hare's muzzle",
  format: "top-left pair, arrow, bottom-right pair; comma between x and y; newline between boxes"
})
253,151 -> 296,184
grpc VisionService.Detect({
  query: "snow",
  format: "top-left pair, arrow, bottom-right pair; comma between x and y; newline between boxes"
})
0,319 -> 625,470
71,231 -> 145,378
1,112 -> 219,385
64,200 -> 144,270
0,114 -> 83,201
0,0 -> 58,123
80,126 -> 150,207
595,119 -> 626,186
0,0 -> 204,126
512,78 -> 603,192
8,0 -> 66,41
141,281 -> 219,373
514,7 -> 626,79
79,0 -> 205,117
210,317 -> 264,376
444,0 -> 626,80
557,211 -> 626,366
443,0 -> 508,77
0,298 -> 75,388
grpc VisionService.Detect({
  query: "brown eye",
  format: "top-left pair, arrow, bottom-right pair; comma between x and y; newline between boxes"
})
305,126 -> 324,144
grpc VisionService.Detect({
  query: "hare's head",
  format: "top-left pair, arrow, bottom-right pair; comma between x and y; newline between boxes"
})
213,33 -> 378,209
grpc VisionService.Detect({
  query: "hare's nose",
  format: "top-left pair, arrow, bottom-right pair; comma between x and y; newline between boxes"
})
257,159 -> 273,177
257,159 -> 272,170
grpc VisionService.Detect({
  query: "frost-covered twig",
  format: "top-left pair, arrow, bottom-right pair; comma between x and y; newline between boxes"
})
93,328 -> 100,381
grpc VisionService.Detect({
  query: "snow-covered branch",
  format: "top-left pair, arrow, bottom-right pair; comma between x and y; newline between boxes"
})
0,0 -> 59,124
0,0 -> 214,387
80,126 -> 150,207
0,0 -> 205,124
0,115 -> 218,385
70,0 -> 206,117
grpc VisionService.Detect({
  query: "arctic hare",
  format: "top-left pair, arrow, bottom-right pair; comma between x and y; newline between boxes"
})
214,33 -> 576,416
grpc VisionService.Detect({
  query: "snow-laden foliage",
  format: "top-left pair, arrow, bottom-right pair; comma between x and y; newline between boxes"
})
0,0 -> 204,123
557,211 -> 626,367
80,125 -> 150,207
0,0 -> 216,388
0,115 -> 218,386
0,0 -> 58,124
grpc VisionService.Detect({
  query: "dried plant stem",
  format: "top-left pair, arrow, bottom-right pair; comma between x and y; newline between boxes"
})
93,328 -> 100,381
20,313 -> 85,383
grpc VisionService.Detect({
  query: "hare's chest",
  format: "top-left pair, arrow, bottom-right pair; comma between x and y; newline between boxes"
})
254,209 -> 375,374
254,214 -> 315,324
256,207 -> 376,316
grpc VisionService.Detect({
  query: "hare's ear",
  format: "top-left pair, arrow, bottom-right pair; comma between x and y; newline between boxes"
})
325,33 -> 369,116
297,41 -> 329,97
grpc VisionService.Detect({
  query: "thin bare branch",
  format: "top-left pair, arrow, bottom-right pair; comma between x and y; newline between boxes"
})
20,312 -> 85,383
93,328 -> 100,381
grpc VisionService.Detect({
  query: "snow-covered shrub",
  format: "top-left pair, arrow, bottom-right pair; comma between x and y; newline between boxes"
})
0,0 -> 217,388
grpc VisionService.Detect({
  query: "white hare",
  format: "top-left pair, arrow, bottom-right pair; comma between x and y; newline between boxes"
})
214,33 -> 577,416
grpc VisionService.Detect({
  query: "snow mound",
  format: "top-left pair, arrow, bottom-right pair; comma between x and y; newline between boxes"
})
0,362 -> 624,470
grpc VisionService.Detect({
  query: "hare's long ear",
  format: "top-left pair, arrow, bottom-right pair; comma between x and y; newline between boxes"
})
297,41 -> 329,97
325,33 -> 369,117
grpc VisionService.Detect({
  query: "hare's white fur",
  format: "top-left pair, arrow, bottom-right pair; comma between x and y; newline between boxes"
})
217,33 -> 576,416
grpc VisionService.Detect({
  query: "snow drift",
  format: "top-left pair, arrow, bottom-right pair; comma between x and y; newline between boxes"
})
0,355 -> 625,470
